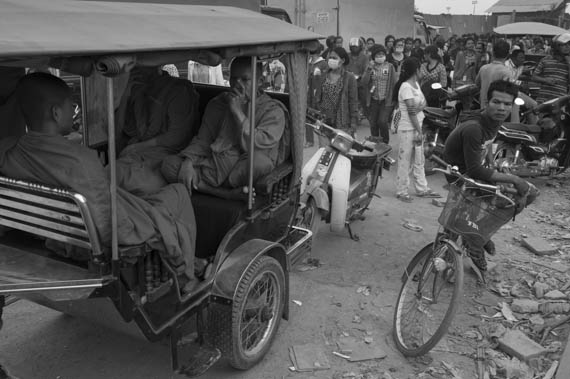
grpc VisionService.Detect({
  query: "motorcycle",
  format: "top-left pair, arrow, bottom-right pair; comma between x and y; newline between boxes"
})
493,95 -> 570,177
423,83 -> 480,175
298,108 -> 394,241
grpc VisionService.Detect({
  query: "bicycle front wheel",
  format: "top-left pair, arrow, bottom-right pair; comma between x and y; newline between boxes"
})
392,242 -> 464,356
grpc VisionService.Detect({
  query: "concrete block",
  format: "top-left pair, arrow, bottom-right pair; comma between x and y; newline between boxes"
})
498,330 -> 547,362
521,237 -> 558,256
545,290 -> 567,300
511,299 -> 539,313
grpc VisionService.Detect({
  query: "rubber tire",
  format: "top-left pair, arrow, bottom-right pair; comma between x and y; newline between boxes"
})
493,141 -> 518,172
392,242 -> 464,357
208,255 -> 286,370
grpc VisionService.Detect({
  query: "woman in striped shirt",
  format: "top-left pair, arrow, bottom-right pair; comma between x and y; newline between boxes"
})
419,45 -> 447,107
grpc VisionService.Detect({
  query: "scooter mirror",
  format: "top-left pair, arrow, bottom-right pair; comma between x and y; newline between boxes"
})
514,97 -> 525,106
431,83 -> 443,90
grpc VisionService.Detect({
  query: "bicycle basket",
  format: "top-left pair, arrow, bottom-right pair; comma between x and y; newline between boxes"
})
438,184 -> 515,248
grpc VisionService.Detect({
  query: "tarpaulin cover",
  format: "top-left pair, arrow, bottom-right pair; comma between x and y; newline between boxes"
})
494,21 -> 568,36
0,0 -> 319,58
486,0 -> 563,14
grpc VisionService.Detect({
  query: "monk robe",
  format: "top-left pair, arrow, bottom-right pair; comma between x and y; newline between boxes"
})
115,71 -> 200,195
162,92 -> 288,188
0,132 -> 197,280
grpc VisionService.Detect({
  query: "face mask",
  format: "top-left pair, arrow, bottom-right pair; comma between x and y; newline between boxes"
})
375,56 -> 386,64
395,47 -> 404,53
328,58 -> 340,70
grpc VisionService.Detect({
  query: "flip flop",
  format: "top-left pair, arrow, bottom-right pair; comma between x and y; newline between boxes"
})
417,190 -> 442,198
397,193 -> 414,203
402,221 -> 423,232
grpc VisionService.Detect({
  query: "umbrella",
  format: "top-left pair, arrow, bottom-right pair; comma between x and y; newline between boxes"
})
494,22 -> 568,36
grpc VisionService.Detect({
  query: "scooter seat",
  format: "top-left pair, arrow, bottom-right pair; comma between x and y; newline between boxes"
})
424,107 -> 456,119
502,122 -> 542,134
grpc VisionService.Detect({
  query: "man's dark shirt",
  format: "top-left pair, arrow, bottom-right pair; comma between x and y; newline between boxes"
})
443,111 -> 499,182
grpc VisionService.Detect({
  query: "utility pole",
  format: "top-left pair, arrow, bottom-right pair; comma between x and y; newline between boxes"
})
333,0 -> 340,36
472,0 -> 478,14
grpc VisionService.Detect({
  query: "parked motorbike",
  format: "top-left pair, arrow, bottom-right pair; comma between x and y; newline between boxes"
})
493,95 -> 570,177
298,108 -> 394,241
423,83 -> 480,175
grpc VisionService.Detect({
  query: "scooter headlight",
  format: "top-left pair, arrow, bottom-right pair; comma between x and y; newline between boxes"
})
331,133 -> 353,154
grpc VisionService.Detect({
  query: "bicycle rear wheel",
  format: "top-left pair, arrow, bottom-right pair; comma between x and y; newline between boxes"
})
392,242 -> 463,356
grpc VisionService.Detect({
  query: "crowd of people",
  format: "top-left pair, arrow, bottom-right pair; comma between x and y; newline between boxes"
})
306,32 -> 560,272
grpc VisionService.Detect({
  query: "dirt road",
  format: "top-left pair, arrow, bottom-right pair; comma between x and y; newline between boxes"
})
1,127 -> 568,379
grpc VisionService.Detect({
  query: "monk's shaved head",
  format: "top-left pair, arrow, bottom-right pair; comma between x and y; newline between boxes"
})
16,72 -> 72,131
230,56 -> 263,77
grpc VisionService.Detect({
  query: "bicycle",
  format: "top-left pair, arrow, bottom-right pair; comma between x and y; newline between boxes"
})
392,155 -> 518,356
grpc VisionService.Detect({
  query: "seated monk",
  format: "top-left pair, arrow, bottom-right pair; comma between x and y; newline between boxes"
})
0,73 -> 199,293
115,66 -> 200,196
161,57 -> 288,197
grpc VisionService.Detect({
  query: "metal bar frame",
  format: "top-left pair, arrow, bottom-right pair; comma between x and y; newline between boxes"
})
247,56 -> 257,212
106,78 -> 119,273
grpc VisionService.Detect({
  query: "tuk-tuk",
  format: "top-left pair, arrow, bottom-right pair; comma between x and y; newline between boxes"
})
0,1 -> 318,376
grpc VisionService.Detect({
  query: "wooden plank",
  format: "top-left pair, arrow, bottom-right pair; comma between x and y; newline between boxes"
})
0,219 -> 91,250
0,197 -> 83,225
0,187 -> 78,212
0,209 -> 88,238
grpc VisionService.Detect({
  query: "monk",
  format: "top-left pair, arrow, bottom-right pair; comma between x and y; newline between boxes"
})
115,66 -> 200,196
161,57 -> 288,195
0,73 -> 198,292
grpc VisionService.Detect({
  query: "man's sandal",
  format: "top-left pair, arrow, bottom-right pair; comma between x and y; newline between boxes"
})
397,193 -> 413,203
417,189 -> 442,198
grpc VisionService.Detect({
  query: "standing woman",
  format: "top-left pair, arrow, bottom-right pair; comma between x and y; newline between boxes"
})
316,47 -> 359,141
362,44 -> 397,143
388,38 -> 406,81
385,35 -> 396,55
419,45 -> 447,107
452,36 -> 480,87
394,57 -> 440,202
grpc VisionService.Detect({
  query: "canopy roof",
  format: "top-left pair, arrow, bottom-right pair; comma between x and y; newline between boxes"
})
486,0 -> 563,14
0,0 -> 319,59
494,21 -> 568,35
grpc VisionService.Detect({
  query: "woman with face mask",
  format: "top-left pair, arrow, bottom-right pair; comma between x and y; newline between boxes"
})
388,38 -> 406,81
315,47 -> 358,143
419,45 -> 448,107
361,44 -> 397,143
393,57 -> 440,202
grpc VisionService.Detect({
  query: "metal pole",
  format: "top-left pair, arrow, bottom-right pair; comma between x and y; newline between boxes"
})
332,0 -> 340,36
106,78 -> 119,271
247,56 -> 257,213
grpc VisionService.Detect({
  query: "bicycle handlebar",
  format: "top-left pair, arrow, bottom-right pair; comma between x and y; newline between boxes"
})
429,155 -> 517,206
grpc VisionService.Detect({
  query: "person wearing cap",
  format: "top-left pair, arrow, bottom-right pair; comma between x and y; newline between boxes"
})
532,33 -> 570,104
346,37 -> 371,119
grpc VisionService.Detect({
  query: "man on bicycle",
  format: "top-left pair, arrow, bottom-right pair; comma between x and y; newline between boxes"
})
443,80 -> 537,272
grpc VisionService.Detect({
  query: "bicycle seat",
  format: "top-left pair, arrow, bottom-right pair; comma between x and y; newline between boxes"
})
502,122 -> 542,134
424,107 -> 456,119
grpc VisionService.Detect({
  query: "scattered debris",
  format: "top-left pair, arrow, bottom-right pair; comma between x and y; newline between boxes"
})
356,286 -> 371,296
402,221 -> 423,232
539,301 -> 570,314
297,257 -> 323,272
336,336 -> 387,362
500,302 -> 518,321
511,299 -> 539,314
534,281 -> 550,299
289,344 -> 330,372
364,336 -> 373,344
431,198 -> 445,207
544,290 -> 567,300
292,300 -> 303,307
352,315 -> 361,324
498,329 -> 547,362
332,351 -> 351,360
542,360 -> 558,379
521,237 -> 559,256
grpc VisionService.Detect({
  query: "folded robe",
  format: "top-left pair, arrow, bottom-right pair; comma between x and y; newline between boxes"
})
0,132 -> 196,279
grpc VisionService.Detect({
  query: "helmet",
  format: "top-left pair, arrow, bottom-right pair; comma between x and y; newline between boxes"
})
553,33 -> 570,45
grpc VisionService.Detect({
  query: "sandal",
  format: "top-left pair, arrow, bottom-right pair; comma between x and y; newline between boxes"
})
397,193 -> 413,203
402,221 -> 423,232
417,189 -> 442,198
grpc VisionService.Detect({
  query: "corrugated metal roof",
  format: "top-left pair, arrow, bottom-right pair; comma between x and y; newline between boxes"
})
486,0 -> 563,14
0,0 -> 319,58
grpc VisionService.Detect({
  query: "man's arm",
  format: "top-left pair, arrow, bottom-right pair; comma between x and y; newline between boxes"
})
531,58 -> 555,86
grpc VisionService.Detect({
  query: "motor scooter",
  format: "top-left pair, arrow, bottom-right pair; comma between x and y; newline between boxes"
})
493,95 -> 570,177
423,83 -> 480,175
298,108 -> 394,241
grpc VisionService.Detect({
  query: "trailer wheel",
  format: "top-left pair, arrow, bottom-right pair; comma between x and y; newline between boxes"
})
208,255 -> 285,370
